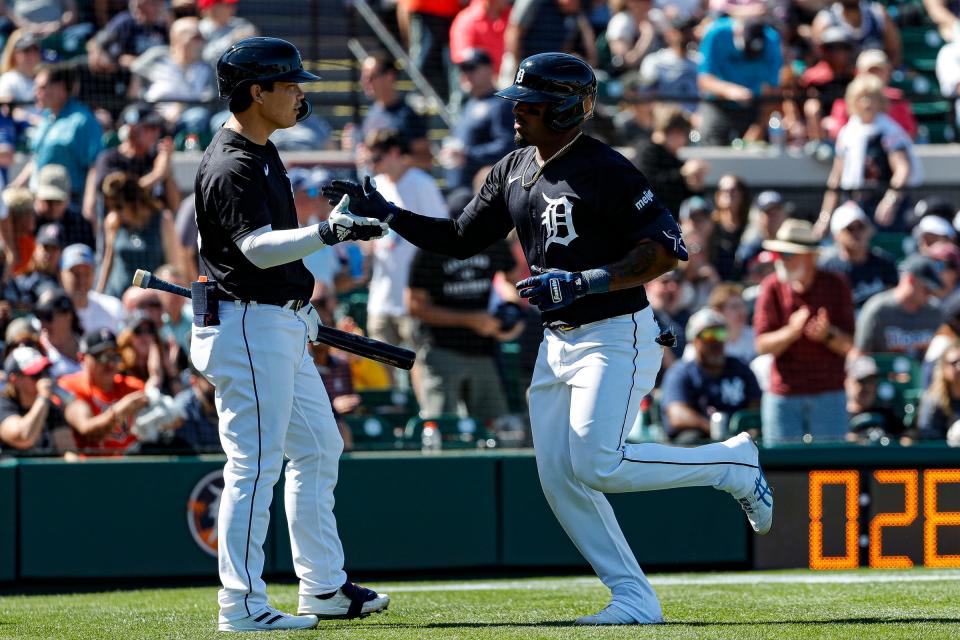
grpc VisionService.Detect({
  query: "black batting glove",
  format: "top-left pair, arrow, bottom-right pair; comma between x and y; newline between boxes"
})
321,176 -> 399,223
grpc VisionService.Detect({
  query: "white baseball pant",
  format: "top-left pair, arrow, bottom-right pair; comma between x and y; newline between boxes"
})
190,301 -> 347,622
529,306 -> 753,622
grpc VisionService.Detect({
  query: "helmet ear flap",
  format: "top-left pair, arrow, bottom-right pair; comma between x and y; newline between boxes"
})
296,99 -> 312,122
548,93 -> 595,131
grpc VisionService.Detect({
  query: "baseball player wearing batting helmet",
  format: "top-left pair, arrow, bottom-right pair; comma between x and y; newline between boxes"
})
191,37 -> 390,632
325,52 -> 773,626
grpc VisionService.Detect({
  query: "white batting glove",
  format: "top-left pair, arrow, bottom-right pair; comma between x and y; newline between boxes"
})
318,194 -> 389,245
297,303 -> 322,342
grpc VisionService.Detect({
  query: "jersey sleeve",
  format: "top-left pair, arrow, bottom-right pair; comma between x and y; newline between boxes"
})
454,159 -> 516,248
602,161 -> 688,260
205,154 -> 271,242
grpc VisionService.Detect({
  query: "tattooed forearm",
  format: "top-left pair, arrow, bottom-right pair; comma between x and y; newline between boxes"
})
605,240 -> 678,291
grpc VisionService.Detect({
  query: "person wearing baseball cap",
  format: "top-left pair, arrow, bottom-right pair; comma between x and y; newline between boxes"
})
57,328 -> 149,453
754,218 -> 856,444
854,253 -> 945,357
925,240 -> 960,297
0,345 -> 73,453
800,26 -> 855,142
660,307 -> 761,444
844,354 -> 903,441
737,191 -> 787,269
33,164 -> 96,249
818,201 -> 898,307
198,0 -> 257,66
8,222 -> 62,302
913,214 -> 956,253
59,243 -> 126,336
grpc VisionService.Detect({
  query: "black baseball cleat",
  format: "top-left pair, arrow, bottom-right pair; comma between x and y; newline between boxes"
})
298,581 -> 390,618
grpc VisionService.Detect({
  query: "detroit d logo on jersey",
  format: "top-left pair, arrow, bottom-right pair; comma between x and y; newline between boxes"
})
541,193 -> 578,251
187,469 -> 224,557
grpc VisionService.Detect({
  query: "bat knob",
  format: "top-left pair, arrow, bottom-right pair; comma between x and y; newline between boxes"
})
132,269 -> 150,288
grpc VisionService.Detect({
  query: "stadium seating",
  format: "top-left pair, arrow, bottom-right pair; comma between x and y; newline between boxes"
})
729,409 -> 762,438
342,415 -> 403,450
403,415 -> 495,449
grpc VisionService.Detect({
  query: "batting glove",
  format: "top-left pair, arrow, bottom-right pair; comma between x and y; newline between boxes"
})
318,195 -> 389,245
515,267 -> 610,312
297,303 -> 322,343
321,176 -> 400,223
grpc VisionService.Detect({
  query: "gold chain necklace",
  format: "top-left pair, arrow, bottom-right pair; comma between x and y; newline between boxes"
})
521,131 -> 584,189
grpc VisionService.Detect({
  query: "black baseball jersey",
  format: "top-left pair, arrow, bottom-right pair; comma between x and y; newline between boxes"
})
453,134 -> 681,327
194,128 -> 313,302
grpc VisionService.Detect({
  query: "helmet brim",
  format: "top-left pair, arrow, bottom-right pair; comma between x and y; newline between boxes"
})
495,84 -> 564,104
275,68 -> 322,84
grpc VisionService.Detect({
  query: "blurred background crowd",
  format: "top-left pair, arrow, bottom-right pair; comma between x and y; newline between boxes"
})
1,0 -> 959,458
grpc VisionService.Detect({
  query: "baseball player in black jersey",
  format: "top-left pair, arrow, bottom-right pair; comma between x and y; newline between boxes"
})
325,52 -> 774,625
190,38 -> 390,632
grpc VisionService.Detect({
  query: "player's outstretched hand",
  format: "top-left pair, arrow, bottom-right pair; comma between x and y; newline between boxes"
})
516,267 -> 591,312
319,195 -> 389,245
321,176 -> 399,223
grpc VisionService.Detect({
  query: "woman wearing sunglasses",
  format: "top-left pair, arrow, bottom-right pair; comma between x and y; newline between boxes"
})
35,287 -> 83,378
918,340 -> 960,442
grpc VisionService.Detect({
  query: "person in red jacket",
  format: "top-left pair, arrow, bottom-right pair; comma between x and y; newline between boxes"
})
450,0 -> 511,73
401,0 -> 462,100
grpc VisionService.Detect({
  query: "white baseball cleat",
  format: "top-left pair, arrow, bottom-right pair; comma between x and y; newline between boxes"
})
575,602 -> 663,625
726,432 -> 774,535
298,581 -> 390,619
218,606 -> 318,632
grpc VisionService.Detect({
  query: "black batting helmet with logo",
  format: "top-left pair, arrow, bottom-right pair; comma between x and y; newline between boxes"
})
495,52 -> 597,131
216,37 -> 320,121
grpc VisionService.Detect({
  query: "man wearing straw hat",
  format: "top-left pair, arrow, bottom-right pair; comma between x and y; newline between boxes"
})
753,219 -> 855,444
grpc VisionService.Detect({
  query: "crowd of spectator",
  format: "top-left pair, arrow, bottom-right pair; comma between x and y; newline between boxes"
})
2,0 -> 960,457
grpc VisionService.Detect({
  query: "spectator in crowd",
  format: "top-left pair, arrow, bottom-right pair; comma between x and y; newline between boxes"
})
173,363 -> 222,453
812,0 -> 901,68
925,290 -> 960,376
117,312 -> 180,394
735,190 -> 786,271
153,263 -> 192,351
678,194 -> 714,241
97,171 -> 179,299
7,0 -> 83,39
936,28 -> 960,127
449,0 -> 511,74
844,354 -> 904,441
349,52 -> 431,172
697,15 -> 783,145
197,0 -> 256,66
132,16 -> 217,135
3,316 -> 42,355
440,48 -> 515,192
2,186 -> 35,277
754,219 -> 855,444
90,0 -> 168,71
638,14 -> 701,114
332,315 -> 393,392
912,214 -> 956,255
678,221 -> 721,311
633,105 -> 707,218
0,30 -> 42,107
604,0 -> 660,75
799,26 -> 856,143
924,0 -> 960,42
60,328 -> 149,453
403,0 -> 461,100
173,194 -> 199,282
819,74 -> 922,232
407,238 -> 523,423
13,63 -> 103,206
828,49 -> 917,141
926,240 -> 960,298
34,164 -> 95,249
308,339 -> 359,451
86,103 -> 180,225
59,243 -> 124,334
500,0 -> 598,85
661,308 -> 761,443
11,222 -> 61,302
35,287 -> 82,378
817,200 -> 898,307
709,173 -> 751,281
0,345 -> 72,453
78,34 -> 136,127
855,254 -> 944,358
120,286 -> 164,328
709,282 -> 755,362
918,339 -> 960,440
363,129 -> 448,349
648,269 -> 691,363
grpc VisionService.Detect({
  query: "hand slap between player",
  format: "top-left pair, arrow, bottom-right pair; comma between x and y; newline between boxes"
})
322,175 -> 400,223
516,267 -> 596,312
318,194 -> 389,245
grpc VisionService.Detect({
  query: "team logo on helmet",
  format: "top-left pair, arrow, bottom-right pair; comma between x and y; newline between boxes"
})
516,69 -> 525,83
187,469 -> 224,557
541,193 -> 578,251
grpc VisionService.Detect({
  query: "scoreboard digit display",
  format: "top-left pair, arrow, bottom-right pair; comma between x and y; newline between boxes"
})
754,468 -> 960,569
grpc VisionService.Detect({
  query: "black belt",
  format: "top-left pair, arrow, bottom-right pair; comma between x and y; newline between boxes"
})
216,294 -> 310,313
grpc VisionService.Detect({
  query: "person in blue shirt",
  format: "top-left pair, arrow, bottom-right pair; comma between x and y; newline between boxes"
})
441,49 -> 516,192
696,15 -> 783,145
660,307 -> 762,443
13,64 -> 102,205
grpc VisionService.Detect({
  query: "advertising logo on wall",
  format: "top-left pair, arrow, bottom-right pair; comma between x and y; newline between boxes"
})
187,470 -> 224,557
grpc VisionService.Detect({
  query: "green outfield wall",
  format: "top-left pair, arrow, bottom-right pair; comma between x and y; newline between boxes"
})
3,446 -> 959,582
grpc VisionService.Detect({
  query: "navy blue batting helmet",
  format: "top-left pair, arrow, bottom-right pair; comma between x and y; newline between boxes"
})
495,52 -> 597,131
216,37 -> 320,121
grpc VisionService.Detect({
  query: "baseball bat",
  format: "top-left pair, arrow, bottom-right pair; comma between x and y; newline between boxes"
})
132,269 -> 415,370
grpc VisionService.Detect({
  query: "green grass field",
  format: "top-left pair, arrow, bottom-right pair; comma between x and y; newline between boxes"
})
2,570 -> 958,640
